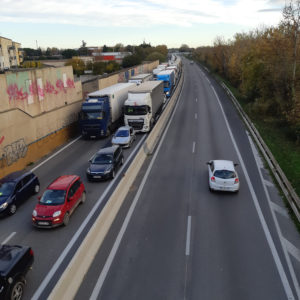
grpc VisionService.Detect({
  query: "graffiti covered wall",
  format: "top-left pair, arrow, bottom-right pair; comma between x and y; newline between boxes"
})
0,66 -> 82,178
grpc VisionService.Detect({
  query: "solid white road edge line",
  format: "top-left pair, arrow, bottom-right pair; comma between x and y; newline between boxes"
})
31,136 -> 82,172
248,134 -> 300,299
89,74 -> 186,300
31,134 -> 147,300
1,232 -> 16,244
208,80 -> 295,300
185,216 -> 192,256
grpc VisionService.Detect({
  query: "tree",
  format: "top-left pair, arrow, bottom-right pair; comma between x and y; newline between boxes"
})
122,54 -> 142,68
62,49 -> 78,59
114,43 -> 124,52
179,44 -> 189,52
145,51 -> 165,63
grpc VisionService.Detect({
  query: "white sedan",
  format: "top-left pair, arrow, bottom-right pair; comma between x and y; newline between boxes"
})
112,126 -> 136,148
207,160 -> 240,192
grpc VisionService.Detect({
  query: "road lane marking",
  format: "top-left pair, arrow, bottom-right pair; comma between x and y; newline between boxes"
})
192,142 -> 196,153
195,113 -> 197,119
209,84 -> 295,300
89,73 -> 186,300
185,216 -> 192,256
271,202 -> 289,218
1,232 -> 16,244
248,134 -> 300,299
264,179 -> 275,188
31,134 -> 147,300
284,237 -> 300,263
195,98 -> 198,102
31,136 -> 82,172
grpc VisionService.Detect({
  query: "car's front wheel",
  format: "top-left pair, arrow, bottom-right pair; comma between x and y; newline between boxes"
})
63,212 -> 70,226
81,191 -> 86,204
8,204 -> 17,215
9,277 -> 25,300
33,184 -> 40,194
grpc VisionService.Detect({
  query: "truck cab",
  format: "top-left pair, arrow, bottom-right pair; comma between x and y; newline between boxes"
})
157,69 -> 175,98
79,97 -> 111,138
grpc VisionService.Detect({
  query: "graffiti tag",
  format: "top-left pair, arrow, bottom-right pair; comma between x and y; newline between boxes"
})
3,139 -> 28,166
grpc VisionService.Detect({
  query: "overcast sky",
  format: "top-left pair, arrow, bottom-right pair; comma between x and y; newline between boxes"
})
0,0 -> 285,49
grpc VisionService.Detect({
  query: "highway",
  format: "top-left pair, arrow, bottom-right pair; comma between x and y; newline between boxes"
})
1,58 -> 299,300
74,59 -> 300,300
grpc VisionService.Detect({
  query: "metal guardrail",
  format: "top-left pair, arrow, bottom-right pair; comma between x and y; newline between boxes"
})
219,81 -> 300,222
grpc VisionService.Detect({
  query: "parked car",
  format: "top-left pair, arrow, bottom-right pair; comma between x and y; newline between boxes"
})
32,175 -> 86,228
207,160 -> 240,192
0,244 -> 34,300
0,171 -> 40,216
86,145 -> 124,181
111,126 -> 136,148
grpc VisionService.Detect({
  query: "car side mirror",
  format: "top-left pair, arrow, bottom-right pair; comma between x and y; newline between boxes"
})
89,159 -> 92,163
38,196 -> 41,201
206,162 -> 211,165
234,163 -> 239,167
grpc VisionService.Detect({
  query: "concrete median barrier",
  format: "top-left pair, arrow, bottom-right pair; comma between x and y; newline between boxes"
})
48,72 -> 184,300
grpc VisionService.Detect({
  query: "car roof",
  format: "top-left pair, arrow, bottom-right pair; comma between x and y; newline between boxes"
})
213,160 -> 235,171
0,170 -> 31,183
48,175 -> 78,190
116,126 -> 131,131
96,145 -> 119,155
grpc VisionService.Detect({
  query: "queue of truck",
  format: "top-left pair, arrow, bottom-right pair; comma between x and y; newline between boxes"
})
79,56 -> 181,138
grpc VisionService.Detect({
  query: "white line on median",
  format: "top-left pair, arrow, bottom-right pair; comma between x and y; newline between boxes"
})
209,83 -> 295,300
1,232 -> 16,244
31,134 -> 147,300
248,134 -> 300,299
185,216 -> 192,256
192,142 -> 196,153
31,136 -> 82,172
89,74 -> 186,300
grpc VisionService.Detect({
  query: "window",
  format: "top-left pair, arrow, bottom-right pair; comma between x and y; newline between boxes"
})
22,175 -> 32,186
15,181 -> 23,192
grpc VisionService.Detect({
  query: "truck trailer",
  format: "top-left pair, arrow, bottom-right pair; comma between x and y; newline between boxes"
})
128,73 -> 152,85
79,83 -> 136,138
124,80 -> 164,132
156,69 -> 175,98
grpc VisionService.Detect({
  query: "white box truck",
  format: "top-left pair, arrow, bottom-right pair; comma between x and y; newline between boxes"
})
128,73 -> 152,85
124,81 -> 165,132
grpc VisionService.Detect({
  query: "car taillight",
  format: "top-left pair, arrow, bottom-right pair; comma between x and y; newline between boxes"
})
211,176 -> 215,182
234,178 -> 239,184
29,249 -> 34,256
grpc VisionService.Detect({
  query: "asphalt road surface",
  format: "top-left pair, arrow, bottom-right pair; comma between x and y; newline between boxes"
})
75,59 -> 300,300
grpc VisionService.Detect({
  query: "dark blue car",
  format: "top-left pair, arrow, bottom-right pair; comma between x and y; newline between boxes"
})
0,171 -> 40,215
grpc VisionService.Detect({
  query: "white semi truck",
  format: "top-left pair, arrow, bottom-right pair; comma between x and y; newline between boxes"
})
128,73 -> 152,85
124,81 -> 164,132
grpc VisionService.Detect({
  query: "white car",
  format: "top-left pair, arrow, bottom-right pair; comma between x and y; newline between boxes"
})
112,126 -> 136,148
207,160 -> 240,192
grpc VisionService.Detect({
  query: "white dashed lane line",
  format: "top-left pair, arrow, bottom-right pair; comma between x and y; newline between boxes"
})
1,232 -> 16,244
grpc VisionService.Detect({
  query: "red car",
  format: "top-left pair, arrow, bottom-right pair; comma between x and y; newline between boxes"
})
32,175 -> 86,228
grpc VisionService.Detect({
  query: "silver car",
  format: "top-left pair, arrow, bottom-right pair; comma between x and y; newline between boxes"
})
112,126 -> 136,148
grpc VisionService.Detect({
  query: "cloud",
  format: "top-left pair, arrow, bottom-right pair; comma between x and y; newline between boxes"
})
0,0 -> 283,28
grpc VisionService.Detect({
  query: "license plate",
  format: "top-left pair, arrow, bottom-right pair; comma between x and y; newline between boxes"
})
93,175 -> 102,179
38,221 -> 49,225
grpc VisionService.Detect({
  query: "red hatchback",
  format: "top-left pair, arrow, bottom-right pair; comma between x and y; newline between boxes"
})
32,175 -> 86,228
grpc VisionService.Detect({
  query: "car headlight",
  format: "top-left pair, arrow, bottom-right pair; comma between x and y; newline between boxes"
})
32,209 -> 37,217
0,202 -> 8,210
86,168 -> 91,174
104,168 -> 111,174
166,91 -> 170,95
53,211 -> 61,218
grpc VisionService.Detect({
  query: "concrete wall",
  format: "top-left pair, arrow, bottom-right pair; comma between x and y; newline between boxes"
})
0,66 -> 82,178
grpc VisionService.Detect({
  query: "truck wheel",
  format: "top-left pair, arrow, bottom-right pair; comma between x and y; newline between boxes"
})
8,204 -> 17,215
106,127 -> 111,137
9,278 -> 25,300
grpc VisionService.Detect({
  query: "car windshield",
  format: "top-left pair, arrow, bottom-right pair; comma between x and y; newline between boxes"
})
0,182 -> 15,197
39,189 -> 66,205
115,130 -> 129,137
124,105 -> 148,115
92,154 -> 113,164
214,170 -> 236,179
163,81 -> 170,88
